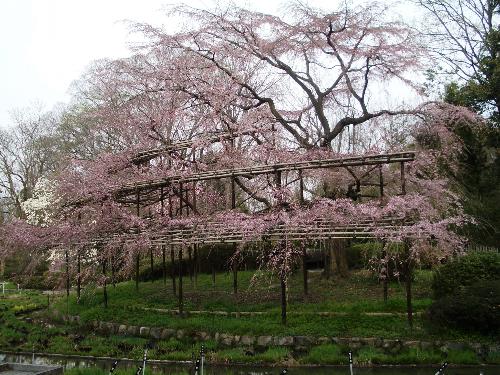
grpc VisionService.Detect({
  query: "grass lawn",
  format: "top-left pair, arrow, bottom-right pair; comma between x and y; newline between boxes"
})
65,269 -> 433,313
49,269 -> 489,342
1,268 -> 498,365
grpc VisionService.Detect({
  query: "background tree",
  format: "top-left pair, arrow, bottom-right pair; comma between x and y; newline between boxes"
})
418,0 -> 500,246
0,107 -> 62,219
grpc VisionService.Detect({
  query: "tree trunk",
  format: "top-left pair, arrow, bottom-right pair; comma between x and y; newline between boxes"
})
325,239 -> 349,278
323,241 -> 331,279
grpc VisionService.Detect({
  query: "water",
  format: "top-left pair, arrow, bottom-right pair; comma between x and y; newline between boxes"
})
1,353 -> 498,375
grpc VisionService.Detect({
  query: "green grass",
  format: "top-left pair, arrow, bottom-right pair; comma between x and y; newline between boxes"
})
1,268 -> 498,366
47,269 -> 488,342
211,346 -> 290,364
300,344 -> 346,364
66,269 -> 434,314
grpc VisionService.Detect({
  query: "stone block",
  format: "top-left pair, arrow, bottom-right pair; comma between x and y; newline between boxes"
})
257,336 -> 273,347
403,341 -> 420,349
220,334 -> 234,346
317,336 -> 331,345
150,327 -> 162,339
240,335 -> 255,346
293,336 -> 313,347
195,331 -> 210,341
127,325 -> 139,336
176,329 -> 185,339
118,325 -> 128,335
161,329 -> 176,340
362,337 -> 376,346
139,326 -> 150,337
278,336 -> 294,346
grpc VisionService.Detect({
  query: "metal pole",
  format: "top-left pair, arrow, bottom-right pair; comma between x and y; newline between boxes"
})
109,360 -> 118,374
434,361 -> 448,375
349,351 -> 353,375
194,358 -> 200,375
142,348 -> 148,375
200,345 -> 205,375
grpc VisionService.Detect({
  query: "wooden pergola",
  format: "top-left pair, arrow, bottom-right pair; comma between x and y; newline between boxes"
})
64,130 -> 419,324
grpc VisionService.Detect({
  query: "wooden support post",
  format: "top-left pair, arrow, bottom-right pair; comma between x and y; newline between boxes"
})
302,244 -> 308,296
379,165 -> 384,198
103,259 -> 108,308
298,170 -> 305,205
212,263 -> 216,287
275,170 -> 282,205
233,257 -> 238,295
211,246 -> 216,287
404,240 -> 413,329
168,191 -> 176,295
162,245 -> 167,285
231,177 -> 238,295
135,253 -> 140,291
194,244 -> 198,288
77,250 -> 81,303
281,274 -> 287,325
185,185 -> 190,216
192,182 -> 197,211
400,162 -> 406,195
150,248 -> 154,283
171,245 -> 176,296
135,190 -> 140,291
179,182 -> 184,216
299,171 -> 308,296
178,248 -> 183,314
188,246 -> 193,282
111,256 -> 116,288
168,189 -> 173,218
231,176 -> 236,209
65,249 -> 70,298
381,246 -> 388,303
160,187 -> 167,285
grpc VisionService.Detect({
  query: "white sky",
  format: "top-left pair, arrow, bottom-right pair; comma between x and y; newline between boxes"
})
0,0 -> 421,128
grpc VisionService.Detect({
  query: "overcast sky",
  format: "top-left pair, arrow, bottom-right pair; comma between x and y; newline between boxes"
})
0,0 -> 420,128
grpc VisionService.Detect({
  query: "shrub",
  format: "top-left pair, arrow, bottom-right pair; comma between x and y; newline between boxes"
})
432,250 -> 500,298
428,280 -> 500,334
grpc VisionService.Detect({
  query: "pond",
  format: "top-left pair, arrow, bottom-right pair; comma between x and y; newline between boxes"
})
1,353 -> 498,375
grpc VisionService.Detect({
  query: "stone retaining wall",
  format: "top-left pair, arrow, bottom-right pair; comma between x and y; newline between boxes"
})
59,314 -> 499,358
